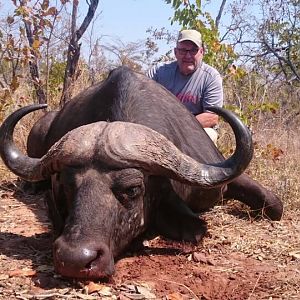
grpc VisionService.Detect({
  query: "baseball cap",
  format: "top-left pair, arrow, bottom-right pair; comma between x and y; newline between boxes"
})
177,29 -> 202,48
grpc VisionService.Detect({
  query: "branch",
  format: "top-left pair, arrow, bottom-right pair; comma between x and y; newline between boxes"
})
19,0 -> 46,104
77,0 -> 99,39
261,34 -> 300,81
215,0 -> 227,29
60,0 -> 99,106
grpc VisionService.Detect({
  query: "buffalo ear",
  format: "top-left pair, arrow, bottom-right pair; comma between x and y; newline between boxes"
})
154,188 -> 207,243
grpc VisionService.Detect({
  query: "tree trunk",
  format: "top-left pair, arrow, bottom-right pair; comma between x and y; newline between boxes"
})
60,0 -> 99,107
21,0 -> 46,104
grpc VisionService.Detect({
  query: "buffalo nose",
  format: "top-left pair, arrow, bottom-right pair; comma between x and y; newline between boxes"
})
53,237 -> 115,279
59,246 -> 97,268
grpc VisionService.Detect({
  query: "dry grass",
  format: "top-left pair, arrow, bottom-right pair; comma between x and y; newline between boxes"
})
213,118 -> 300,299
202,203 -> 300,299
218,112 -> 300,210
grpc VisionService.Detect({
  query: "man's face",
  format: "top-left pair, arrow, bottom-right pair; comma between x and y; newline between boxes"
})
174,40 -> 203,75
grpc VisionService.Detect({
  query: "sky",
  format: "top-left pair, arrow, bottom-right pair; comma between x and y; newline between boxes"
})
78,0 -> 182,58
0,0 -> 180,59
78,0 -> 231,56
1,0 -> 230,46
1,0 -> 231,59
90,0 -> 231,39
81,0 -> 180,44
0,0 -> 181,58
1,0 -> 232,40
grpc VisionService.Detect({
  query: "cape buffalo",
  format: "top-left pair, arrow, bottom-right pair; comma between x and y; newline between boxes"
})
0,66 -> 283,279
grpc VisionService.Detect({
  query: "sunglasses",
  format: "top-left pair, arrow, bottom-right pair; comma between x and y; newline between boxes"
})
176,47 -> 199,56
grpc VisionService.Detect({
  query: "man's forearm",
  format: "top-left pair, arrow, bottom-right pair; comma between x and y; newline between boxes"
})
195,112 -> 219,128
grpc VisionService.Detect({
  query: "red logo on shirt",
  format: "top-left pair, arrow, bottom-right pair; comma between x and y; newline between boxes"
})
176,92 -> 197,104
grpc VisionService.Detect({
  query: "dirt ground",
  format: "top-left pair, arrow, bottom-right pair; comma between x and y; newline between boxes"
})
0,179 -> 299,300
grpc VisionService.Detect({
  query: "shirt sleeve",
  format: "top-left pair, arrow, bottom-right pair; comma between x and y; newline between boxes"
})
202,72 -> 223,112
146,66 -> 159,82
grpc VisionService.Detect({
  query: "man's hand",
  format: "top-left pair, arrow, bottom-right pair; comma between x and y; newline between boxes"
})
195,112 -> 219,128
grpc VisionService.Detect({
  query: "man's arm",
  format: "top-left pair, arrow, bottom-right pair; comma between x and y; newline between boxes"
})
197,70 -> 223,128
195,112 -> 219,128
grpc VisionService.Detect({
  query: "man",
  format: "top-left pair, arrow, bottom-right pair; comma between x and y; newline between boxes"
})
147,29 -> 223,143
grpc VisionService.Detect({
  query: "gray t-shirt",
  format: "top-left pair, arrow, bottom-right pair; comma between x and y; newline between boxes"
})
147,61 -> 223,115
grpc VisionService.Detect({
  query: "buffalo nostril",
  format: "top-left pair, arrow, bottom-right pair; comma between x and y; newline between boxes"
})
88,249 -> 115,274
78,248 -> 99,269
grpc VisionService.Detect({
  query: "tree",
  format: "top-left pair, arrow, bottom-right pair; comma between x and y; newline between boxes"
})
145,27 -> 176,67
0,0 -> 62,104
0,14 -> 25,100
60,0 -> 99,106
224,0 -> 300,85
83,10 -> 108,85
3,0 -> 100,106
10,0 -> 68,104
102,38 -> 150,72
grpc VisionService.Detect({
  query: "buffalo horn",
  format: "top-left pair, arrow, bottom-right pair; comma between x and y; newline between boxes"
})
0,105 -> 253,187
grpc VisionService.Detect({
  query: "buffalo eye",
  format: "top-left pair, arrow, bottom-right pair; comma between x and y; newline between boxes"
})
125,186 -> 140,198
111,168 -> 145,209
113,185 -> 143,209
